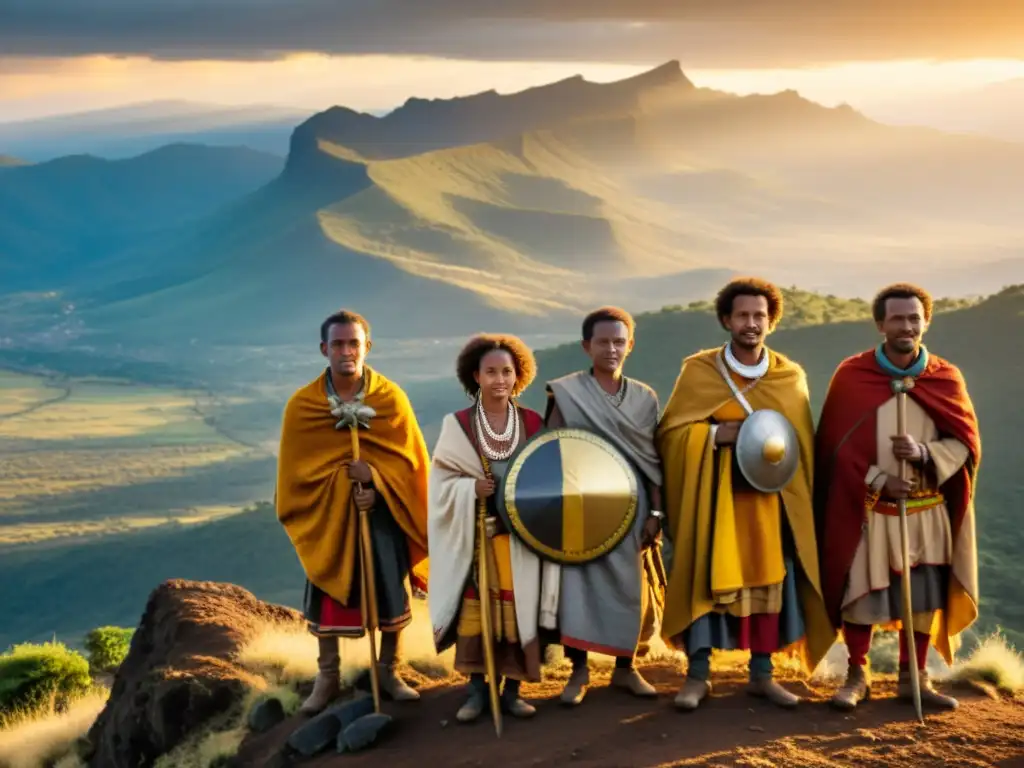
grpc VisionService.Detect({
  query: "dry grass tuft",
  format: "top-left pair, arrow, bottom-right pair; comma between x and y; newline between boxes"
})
0,689 -> 107,768
948,631 -> 1024,695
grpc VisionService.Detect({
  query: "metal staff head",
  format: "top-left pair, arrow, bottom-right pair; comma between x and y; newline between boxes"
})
328,395 -> 376,431
890,377 -> 916,396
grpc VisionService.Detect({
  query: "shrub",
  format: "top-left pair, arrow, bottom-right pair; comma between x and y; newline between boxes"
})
0,642 -> 92,720
84,627 -> 134,674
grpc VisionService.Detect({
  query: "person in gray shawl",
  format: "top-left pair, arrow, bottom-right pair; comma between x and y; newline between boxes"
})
544,306 -> 667,706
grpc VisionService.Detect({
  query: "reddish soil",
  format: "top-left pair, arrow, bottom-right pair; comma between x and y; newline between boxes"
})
85,580 -> 305,768
237,665 -> 1024,767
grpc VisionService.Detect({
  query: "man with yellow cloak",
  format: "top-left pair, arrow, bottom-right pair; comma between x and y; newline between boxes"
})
656,278 -> 835,711
276,309 -> 430,714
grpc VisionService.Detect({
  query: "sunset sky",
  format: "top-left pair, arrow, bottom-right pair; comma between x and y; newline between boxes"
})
2,1 -> 1022,122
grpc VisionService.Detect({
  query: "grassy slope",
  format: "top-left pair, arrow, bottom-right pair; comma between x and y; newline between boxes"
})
0,372 -> 275,544
66,87 -> 1024,351
0,144 -> 284,290
1,288 -> 1020,652
523,286 -> 1024,646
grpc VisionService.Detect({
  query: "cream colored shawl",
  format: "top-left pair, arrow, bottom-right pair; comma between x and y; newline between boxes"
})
427,413 -> 559,648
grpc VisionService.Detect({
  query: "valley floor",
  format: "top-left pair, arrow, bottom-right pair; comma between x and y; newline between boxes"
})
236,665 -> 1024,767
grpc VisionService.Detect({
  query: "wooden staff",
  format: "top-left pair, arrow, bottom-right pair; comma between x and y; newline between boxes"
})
478,454 -> 503,738
350,425 -> 382,715
892,377 -> 924,724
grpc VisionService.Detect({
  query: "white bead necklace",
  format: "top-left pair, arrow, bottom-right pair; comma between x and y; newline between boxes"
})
477,397 -> 514,440
475,398 -> 519,461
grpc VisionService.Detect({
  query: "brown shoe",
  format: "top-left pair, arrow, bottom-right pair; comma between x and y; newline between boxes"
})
379,664 -> 420,702
747,677 -> 800,709
299,636 -> 341,714
560,667 -> 590,706
830,663 -> 871,711
611,667 -> 658,698
673,678 -> 711,711
899,669 -> 958,710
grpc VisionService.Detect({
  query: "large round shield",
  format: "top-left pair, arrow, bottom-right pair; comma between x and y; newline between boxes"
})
734,409 -> 800,493
498,427 -> 639,565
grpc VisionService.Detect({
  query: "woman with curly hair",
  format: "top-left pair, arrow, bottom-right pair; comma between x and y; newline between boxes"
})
428,333 -> 555,724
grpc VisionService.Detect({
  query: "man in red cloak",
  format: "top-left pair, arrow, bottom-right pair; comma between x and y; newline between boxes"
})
815,283 -> 982,711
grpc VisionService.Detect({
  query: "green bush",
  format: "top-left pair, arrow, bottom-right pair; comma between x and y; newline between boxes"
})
84,626 -> 134,674
0,641 -> 92,718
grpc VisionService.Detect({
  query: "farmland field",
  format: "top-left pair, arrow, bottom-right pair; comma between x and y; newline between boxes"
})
0,370 -> 277,547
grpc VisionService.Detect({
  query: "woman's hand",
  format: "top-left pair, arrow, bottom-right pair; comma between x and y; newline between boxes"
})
475,477 -> 496,499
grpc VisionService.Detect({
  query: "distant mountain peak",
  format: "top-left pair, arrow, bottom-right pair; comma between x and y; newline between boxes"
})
284,60 -> 697,174
624,60 -> 692,88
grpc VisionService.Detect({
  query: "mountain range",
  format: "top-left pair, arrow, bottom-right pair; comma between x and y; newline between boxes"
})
0,100 -> 310,161
0,144 -> 283,292
2,62 -> 1023,360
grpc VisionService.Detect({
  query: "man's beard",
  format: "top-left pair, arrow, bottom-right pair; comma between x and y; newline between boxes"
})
889,336 -> 919,355
732,331 -> 763,350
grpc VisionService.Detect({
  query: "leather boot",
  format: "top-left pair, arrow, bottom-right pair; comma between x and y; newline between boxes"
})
830,663 -> 870,711
299,636 -> 341,714
610,666 -> 658,698
559,666 -> 590,706
899,668 -> 958,710
378,631 -> 420,702
501,679 -> 537,719
747,676 -> 801,709
456,674 -> 487,723
673,678 -> 711,711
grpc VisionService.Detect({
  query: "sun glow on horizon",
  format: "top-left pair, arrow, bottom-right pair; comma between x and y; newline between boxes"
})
0,53 -> 1023,124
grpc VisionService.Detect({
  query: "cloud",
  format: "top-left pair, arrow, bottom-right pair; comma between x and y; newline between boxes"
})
1,0 -> 1022,67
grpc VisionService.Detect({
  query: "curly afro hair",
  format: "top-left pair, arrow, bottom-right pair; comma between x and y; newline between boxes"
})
714,277 -> 785,331
872,282 -> 933,323
582,305 -> 635,341
456,333 -> 537,398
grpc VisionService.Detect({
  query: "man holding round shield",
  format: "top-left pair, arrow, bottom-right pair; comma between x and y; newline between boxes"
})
656,278 -> 834,711
816,283 -> 981,712
543,306 -> 666,706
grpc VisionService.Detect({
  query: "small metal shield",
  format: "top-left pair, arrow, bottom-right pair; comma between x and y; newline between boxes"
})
734,409 -> 801,493
498,427 -> 639,565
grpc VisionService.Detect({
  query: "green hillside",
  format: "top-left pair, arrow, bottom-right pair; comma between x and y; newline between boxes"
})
1,287 -> 1020,652
0,144 -> 284,292
33,62 -> 1022,352
522,285 -> 1024,647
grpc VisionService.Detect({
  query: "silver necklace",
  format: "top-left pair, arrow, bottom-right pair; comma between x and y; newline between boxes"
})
724,342 -> 768,380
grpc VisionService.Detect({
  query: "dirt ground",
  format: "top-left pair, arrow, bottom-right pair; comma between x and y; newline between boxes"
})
236,663 -> 1024,767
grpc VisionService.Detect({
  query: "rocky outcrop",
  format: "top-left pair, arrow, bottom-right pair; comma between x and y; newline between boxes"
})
82,579 -> 303,768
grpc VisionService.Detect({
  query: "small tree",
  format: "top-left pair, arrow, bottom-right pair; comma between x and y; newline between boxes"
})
84,626 -> 135,674
0,641 -> 92,718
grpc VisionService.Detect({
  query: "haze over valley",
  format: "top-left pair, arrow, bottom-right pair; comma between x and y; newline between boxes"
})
1,61 -> 1021,654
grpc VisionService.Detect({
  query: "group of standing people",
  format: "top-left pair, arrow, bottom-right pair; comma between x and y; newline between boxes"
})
275,276 -> 981,725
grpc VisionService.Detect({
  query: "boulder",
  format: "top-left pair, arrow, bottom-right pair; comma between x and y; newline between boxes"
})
83,579 -> 304,767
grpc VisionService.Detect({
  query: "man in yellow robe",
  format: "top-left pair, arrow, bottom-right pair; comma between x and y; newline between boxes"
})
656,278 -> 834,711
276,309 -> 430,714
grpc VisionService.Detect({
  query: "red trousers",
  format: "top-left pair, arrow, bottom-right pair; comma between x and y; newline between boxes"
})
843,622 -> 929,670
